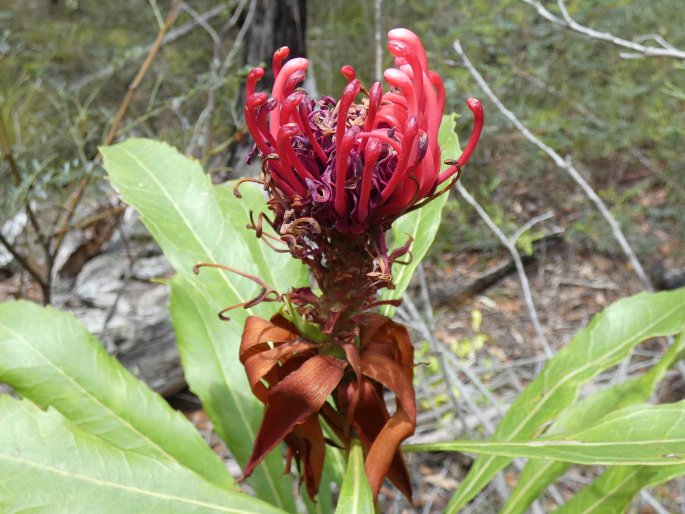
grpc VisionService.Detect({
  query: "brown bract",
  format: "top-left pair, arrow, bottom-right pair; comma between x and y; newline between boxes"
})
239,313 -> 416,502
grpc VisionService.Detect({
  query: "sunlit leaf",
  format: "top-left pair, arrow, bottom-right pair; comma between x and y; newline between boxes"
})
500,331 -> 685,514
0,396 -> 286,514
408,400 -> 685,465
335,439 -> 374,514
0,300 -> 232,490
102,139 -> 307,510
444,288 -> 685,512
380,114 -> 461,316
554,464 -> 685,514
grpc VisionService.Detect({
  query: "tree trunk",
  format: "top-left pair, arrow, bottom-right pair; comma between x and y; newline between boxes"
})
243,0 -> 307,85
232,0 -> 307,175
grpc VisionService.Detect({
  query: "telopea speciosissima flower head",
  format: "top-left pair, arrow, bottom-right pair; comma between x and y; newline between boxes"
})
242,28 -> 483,238
204,27 -> 484,504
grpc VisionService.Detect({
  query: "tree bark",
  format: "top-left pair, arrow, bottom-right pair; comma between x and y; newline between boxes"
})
243,0 -> 307,84
232,0 -> 307,175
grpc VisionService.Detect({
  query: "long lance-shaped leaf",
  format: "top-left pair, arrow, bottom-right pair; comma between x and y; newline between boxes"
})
102,139 -> 307,510
500,330 -> 685,514
444,288 -> 685,512
554,464 -> 685,514
0,300 -> 232,490
335,439 -> 374,514
407,400 -> 685,464
380,114 -> 459,317
0,396 -> 287,514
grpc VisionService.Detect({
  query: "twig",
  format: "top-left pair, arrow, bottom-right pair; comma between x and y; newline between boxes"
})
453,40 -> 654,291
185,0 -> 252,159
0,231 -> 46,298
184,1 -> 223,157
398,292 -> 514,504
456,183 -> 554,358
640,490 -> 671,514
53,0 -> 183,256
421,463 -> 450,514
219,0 -> 256,77
0,110 -> 52,302
70,3 -> 230,92
104,0 -> 183,146
374,0 -> 383,82
401,267 -> 561,512
522,0 -> 685,60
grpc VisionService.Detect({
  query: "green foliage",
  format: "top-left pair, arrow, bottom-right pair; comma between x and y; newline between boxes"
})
555,464 -> 685,514
4,2 -> 685,511
0,299 -> 233,490
501,331 -> 685,514
380,113 -> 460,316
335,439 -> 374,514
407,287 -> 685,512
0,396 -> 286,514
409,400 -> 685,464
101,138 -> 306,510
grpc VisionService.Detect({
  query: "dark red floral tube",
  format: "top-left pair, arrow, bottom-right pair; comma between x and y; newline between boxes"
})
243,28 -> 483,235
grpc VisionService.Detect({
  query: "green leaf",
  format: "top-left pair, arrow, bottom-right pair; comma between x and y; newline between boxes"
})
101,139 -> 306,301
102,139 -> 307,510
500,330 -> 685,514
169,275 -> 295,509
554,464 -> 685,514
407,400 -> 685,465
380,114 -> 461,316
335,439 -> 374,514
0,300 -> 232,490
444,288 -> 685,512
0,396 -> 287,514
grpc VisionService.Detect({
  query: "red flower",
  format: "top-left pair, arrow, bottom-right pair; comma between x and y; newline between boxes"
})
225,28 -> 485,504
244,28 -> 483,234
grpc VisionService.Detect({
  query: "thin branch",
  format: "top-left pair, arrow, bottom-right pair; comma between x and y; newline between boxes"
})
1,110 -> 52,302
218,0 -> 256,77
400,267 -> 559,512
104,0 -> 183,146
453,40 -> 654,291
522,0 -> 685,60
456,183 -> 554,358
183,1 -> 223,157
0,112 -> 51,257
0,231 -> 47,298
53,0 -> 183,256
374,0 -> 383,82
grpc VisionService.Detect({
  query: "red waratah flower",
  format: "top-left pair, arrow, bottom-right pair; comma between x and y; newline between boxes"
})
219,27 -> 485,504
244,27 -> 483,235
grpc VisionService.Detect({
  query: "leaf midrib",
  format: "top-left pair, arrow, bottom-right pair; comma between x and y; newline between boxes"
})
115,146 -> 290,507
0,320 -> 195,479
180,278 -> 286,508
0,454 -> 261,514
118,148 -> 252,311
